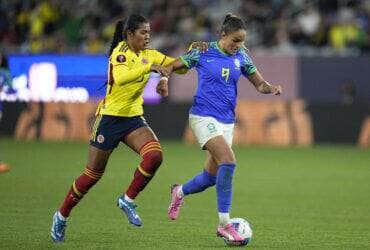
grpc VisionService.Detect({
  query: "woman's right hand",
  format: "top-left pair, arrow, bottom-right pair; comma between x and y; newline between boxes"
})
156,76 -> 169,97
151,65 -> 169,77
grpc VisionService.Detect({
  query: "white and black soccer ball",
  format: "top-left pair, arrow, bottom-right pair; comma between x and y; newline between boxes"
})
225,218 -> 253,247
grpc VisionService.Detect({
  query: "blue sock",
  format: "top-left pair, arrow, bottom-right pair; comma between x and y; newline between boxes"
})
216,163 -> 236,213
182,170 -> 217,195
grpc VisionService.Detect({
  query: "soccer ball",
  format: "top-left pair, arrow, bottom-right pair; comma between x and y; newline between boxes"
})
224,218 -> 253,246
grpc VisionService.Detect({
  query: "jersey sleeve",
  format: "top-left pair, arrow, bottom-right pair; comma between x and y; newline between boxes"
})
151,50 -> 170,66
150,49 -> 188,74
111,48 -> 152,85
240,48 -> 257,77
179,48 -> 201,69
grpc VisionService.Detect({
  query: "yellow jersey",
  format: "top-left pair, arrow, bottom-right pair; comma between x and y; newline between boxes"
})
96,41 -> 177,117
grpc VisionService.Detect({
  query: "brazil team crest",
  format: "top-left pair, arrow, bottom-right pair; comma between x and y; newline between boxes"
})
207,123 -> 216,133
234,58 -> 240,68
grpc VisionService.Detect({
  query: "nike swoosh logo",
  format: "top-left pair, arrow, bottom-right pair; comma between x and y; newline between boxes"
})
206,59 -> 214,62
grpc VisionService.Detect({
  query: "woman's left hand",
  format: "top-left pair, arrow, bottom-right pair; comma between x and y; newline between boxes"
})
190,41 -> 208,52
272,84 -> 283,95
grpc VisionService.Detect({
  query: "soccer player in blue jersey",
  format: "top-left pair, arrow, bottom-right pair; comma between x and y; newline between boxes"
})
165,14 -> 282,244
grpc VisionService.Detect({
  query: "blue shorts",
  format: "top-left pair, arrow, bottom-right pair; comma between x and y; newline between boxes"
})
90,115 -> 148,150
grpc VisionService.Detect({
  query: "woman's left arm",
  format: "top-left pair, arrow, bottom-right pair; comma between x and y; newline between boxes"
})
247,70 -> 282,95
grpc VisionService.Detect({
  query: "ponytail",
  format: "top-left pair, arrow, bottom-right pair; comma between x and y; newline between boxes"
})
221,13 -> 246,35
108,20 -> 124,56
223,13 -> 234,24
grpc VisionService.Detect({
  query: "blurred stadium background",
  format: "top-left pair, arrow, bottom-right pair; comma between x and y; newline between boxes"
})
1,0 -> 370,145
1,0 -> 370,249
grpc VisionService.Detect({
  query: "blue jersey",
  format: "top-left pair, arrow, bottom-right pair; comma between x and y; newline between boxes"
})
180,41 -> 257,124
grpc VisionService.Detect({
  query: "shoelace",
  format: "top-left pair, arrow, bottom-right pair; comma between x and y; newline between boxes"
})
125,202 -> 138,215
55,220 -> 66,235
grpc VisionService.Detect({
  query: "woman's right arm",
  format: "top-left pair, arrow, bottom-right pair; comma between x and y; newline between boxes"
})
112,63 -> 169,85
112,63 -> 151,85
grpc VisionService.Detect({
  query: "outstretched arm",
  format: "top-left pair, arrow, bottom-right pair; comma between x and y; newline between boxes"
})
113,64 -> 170,85
247,70 -> 282,95
155,59 -> 186,97
165,58 -> 188,73
240,47 -> 282,95
156,48 -> 201,97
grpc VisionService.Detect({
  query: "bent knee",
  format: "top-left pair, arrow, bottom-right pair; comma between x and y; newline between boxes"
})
146,150 -> 163,168
140,140 -> 163,169
217,154 -> 236,165
140,150 -> 163,177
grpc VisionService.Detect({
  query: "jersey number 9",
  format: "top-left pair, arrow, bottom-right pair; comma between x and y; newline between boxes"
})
222,67 -> 230,83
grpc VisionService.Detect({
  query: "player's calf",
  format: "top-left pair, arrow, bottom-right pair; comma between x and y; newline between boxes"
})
120,140 -> 162,226
125,141 -> 163,199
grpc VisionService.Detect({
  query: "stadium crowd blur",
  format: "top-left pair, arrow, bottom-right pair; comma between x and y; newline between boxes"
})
1,0 -> 370,56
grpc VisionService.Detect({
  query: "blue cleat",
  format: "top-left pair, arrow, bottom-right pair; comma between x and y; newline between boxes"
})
117,196 -> 142,227
51,211 -> 67,242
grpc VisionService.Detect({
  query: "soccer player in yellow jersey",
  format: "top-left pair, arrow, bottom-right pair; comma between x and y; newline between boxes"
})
51,14 -> 202,242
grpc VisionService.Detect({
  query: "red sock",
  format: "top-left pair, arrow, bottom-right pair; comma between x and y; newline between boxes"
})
59,166 -> 103,217
125,141 -> 163,199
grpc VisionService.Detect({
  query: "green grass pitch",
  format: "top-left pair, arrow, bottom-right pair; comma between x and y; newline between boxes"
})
1,139 -> 370,249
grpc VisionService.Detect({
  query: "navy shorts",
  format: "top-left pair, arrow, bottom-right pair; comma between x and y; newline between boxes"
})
90,115 -> 148,150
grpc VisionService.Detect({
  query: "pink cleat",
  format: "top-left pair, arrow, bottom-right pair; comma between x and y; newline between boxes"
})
217,223 -> 245,244
167,184 -> 184,220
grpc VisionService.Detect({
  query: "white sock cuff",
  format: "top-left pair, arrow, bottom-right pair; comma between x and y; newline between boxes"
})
124,194 -> 134,203
177,185 -> 184,198
218,212 -> 230,226
57,211 -> 67,221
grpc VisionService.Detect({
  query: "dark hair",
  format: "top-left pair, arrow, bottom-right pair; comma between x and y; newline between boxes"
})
108,14 -> 148,56
220,13 -> 246,35
108,20 -> 124,56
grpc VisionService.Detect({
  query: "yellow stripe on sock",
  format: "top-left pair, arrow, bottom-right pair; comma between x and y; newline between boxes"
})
138,166 -> 152,177
141,148 -> 162,157
140,142 -> 160,152
84,171 -> 100,180
140,145 -> 162,156
72,181 -> 83,197
84,168 -> 103,179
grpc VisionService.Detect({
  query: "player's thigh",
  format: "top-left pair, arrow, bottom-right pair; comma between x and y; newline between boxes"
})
223,123 -> 235,147
189,114 -> 224,149
123,126 -> 159,154
204,135 -> 235,164
204,151 -> 218,175
87,145 -> 113,172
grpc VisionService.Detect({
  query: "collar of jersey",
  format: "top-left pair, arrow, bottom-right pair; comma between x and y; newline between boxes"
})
215,41 -> 230,56
123,40 -> 142,57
